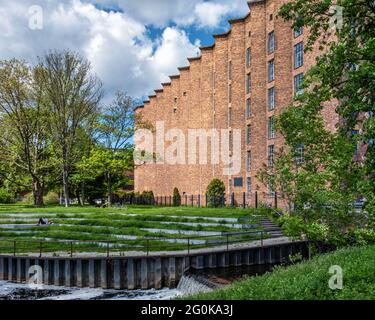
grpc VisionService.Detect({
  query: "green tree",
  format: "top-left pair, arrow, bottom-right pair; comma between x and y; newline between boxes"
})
0,59 -> 54,206
206,179 -> 226,208
264,0 -> 375,244
173,187 -> 181,207
94,91 -> 136,206
78,148 -> 132,207
35,50 -> 102,207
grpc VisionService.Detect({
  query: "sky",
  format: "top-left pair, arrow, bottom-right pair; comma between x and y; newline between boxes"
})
0,0 -> 250,103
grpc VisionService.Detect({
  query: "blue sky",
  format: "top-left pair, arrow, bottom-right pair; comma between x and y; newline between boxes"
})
0,0 -> 249,102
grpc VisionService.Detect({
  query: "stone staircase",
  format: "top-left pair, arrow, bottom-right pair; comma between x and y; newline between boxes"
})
260,217 -> 284,238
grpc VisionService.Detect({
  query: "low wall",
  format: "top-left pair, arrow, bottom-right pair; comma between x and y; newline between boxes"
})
0,241 -> 308,290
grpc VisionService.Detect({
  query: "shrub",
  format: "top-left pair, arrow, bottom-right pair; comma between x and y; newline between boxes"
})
141,191 -> 154,205
21,192 -> 34,205
0,188 -> 15,204
44,192 -> 60,205
173,188 -> 181,206
206,179 -> 225,207
187,245 -> 375,300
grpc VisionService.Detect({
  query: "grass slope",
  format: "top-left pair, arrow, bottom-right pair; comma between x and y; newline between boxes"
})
187,245 -> 375,300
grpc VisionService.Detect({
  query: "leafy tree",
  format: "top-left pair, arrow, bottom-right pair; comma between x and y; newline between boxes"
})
0,59 -> 54,206
173,187 -> 181,206
207,179 -> 226,207
78,148 -> 132,207
35,50 -> 102,207
94,91 -> 136,206
264,0 -> 375,244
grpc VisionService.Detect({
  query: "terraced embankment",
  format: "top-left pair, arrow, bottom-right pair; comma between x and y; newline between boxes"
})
0,205 -> 282,256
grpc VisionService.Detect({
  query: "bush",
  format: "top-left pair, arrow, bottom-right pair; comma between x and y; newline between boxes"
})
44,192 -> 60,205
140,191 -> 154,205
0,188 -> 15,204
187,245 -> 375,300
173,188 -> 181,206
21,192 -> 34,205
206,179 -> 225,207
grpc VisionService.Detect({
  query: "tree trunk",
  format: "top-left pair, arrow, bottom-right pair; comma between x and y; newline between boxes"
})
32,177 -> 44,207
81,182 -> 85,206
107,172 -> 112,208
62,167 -> 70,207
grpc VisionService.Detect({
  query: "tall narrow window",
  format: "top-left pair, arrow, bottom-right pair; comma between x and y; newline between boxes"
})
228,107 -> 232,127
268,145 -> 275,168
247,125 -> 251,145
268,31 -> 275,53
294,73 -> 304,95
229,130 -> 233,152
247,177 -> 252,198
246,74 -> 251,94
294,42 -> 304,69
268,175 -> 275,195
268,116 -> 276,139
268,60 -> 275,82
246,98 -> 252,118
268,87 -> 275,111
294,26 -> 303,38
228,84 -> 232,103
247,151 -> 252,172
246,48 -> 251,68
295,143 -> 305,164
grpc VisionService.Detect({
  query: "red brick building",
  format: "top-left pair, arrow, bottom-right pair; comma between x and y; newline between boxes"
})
134,0 -> 339,206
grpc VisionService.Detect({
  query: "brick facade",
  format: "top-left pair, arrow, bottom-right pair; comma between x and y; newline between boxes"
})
134,0 -> 339,206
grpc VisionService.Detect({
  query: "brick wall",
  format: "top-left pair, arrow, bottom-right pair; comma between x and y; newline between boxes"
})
134,0 -> 339,206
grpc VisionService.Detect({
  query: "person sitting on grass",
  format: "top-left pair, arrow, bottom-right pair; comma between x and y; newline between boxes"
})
37,218 -> 54,226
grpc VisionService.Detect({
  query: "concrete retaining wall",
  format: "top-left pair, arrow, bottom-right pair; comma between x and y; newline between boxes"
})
0,241 -> 307,290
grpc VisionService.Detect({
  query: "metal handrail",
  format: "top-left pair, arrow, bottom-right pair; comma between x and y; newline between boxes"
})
0,229 -> 286,258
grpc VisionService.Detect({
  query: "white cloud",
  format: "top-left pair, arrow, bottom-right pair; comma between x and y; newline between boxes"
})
0,0 -> 248,101
194,2 -> 231,28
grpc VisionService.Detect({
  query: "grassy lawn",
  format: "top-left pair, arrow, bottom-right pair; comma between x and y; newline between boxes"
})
0,204 -> 264,255
186,245 -> 375,300
0,204 -> 255,218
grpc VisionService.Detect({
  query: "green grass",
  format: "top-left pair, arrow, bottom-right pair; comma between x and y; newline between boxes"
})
0,204 -> 252,218
0,204 -> 265,255
186,245 -> 375,300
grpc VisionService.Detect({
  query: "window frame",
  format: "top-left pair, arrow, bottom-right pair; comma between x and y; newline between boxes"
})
294,42 -> 304,69
246,98 -> 252,118
268,31 -> 275,54
268,59 -> 275,82
294,73 -> 304,95
268,87 -> 275,111
268,116 -> 276,140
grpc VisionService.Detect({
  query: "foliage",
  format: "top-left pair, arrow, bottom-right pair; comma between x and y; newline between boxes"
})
256,0 -> 375,245
21,193 -> 34,205
0,59 -> 56,206
173,188 -> 181,207
0,188 -> 14,204
35,50 -> 103,207
187,245 -> 375,300
206,179 -> 226,208
140,191 -> 154,205
43,192 -> 60,205
78,148 -> 132,206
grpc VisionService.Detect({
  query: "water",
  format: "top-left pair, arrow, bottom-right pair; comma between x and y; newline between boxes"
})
0,281 -> 181,300
0,264 -> 277,300
188,264 -> 276,286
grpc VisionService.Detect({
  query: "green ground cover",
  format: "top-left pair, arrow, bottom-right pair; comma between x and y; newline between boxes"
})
187,245 -> 375,300
0,205 -> 264,255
